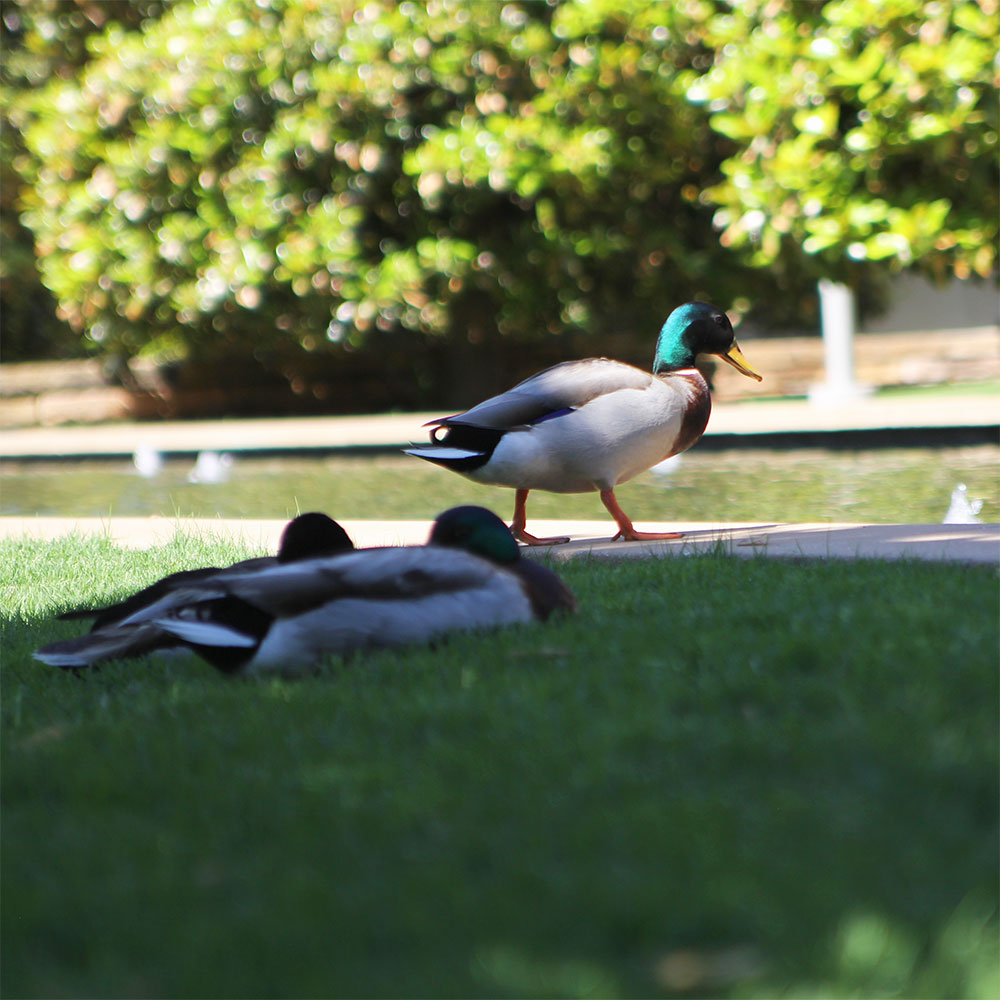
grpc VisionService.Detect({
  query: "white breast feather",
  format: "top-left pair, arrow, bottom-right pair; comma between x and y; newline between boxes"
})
246,569 -> 533,674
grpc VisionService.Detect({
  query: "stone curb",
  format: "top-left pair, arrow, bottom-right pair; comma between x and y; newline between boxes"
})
2,393 -> 998,459
2,517 -> 996,565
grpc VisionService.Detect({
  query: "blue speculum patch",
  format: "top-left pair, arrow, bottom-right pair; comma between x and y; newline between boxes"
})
531,407 -> 575,425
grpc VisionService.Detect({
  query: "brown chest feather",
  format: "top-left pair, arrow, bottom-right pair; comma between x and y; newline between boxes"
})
666,372 -> 712,457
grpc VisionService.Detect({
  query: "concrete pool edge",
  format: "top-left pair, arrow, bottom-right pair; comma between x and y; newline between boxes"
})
3,392 -> 999,460
2,517 -> 997,565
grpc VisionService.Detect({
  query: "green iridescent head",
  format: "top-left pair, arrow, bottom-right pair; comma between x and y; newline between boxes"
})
652,301 -> 762,381
429,505 -> 520,565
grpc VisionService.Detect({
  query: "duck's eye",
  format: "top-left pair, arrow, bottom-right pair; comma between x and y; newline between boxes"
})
713,314 -> 728,327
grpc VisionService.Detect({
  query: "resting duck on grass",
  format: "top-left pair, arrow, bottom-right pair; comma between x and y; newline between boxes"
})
35,512 -> 354,668
406,301 -> 763,544
35,506 -> 576,676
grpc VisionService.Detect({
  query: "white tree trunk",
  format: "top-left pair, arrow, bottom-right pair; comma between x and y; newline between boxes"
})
809,279 -> 872,405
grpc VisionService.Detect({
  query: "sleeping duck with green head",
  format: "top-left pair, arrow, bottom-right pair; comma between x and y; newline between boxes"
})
35,506 -> 575,676
406,301 -> 762,544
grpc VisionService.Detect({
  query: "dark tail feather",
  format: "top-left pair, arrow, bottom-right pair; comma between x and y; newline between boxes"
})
404,423 -> 504,473
34,624 -> 178,669
433,423 -> 505,455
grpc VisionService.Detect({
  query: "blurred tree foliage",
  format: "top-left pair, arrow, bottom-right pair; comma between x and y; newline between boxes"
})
4,0 -> 997,406
690,0 -> 998,282
10,0 -> 759,390
1,0 -> 166,360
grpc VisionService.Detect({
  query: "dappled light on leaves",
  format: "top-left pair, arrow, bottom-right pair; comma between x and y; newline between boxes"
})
4,0 -> 997,380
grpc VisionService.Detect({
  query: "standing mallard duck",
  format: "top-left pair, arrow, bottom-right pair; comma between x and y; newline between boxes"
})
36,507 -> 575,675
406,301 -> 762,544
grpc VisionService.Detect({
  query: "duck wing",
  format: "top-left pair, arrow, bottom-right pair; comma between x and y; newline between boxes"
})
74,558 -> 285,631
430,358 -> 655,431
56,515 -> 352,629
57,565 -> 226,627
185,546 -> 504,618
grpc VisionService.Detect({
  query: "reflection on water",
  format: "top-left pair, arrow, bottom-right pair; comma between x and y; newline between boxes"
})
1,447 -> 997,524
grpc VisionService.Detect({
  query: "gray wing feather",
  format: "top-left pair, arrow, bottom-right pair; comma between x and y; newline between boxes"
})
429,358 -> 655,430
204,547 -> 499,617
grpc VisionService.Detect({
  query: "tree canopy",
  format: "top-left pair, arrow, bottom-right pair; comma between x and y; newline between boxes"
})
689,0 -> 998,283
4,0 -> 997,399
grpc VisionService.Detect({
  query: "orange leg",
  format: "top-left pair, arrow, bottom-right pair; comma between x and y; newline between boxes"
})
509,489 -> 570,546
601,488 -> 683,542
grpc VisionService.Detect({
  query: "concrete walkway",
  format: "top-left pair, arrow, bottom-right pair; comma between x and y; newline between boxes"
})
3,392 -> 998,458
3,391 -> 996,564
2,516 -> 996,565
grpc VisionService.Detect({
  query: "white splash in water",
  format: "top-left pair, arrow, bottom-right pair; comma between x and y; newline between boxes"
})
188,451 -> 233,484
132,444 -> 163,478
942,483 -> 982,524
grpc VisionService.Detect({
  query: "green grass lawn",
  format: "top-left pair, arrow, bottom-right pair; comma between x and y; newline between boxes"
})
2,535 -> 997,999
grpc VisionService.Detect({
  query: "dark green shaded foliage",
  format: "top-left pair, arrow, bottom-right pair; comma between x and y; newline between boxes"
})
0,0 -> 166,360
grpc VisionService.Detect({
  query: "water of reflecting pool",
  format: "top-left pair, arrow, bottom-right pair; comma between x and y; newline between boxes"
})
2,447 -> 996,525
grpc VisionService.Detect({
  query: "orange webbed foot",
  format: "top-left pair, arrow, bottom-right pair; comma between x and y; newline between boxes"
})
510,526 -> 571,546
611,527 -> 684,542
600,488 -> 682,543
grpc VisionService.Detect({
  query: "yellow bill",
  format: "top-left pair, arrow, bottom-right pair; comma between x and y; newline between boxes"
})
718,342 -> 763,382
